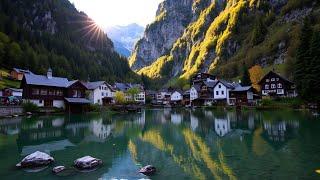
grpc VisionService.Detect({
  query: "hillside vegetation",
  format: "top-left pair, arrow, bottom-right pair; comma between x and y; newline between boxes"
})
0,0 -> 138,82
134,0 -> 319,91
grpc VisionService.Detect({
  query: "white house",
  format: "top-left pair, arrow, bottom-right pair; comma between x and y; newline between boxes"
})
114,83 -> 146,104
213,80 -> 235,105
85,81 -> 115,105
190,86 -> 199,101
170,91 -> 183,102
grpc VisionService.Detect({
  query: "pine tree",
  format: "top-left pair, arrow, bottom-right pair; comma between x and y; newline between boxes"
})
241,64 -> 251,86
294,18 -> 312,99
251,16 -> 267,45
308,30 -> 320,102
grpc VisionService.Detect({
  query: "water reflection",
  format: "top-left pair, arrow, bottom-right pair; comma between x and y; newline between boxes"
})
0,109 -> 318,180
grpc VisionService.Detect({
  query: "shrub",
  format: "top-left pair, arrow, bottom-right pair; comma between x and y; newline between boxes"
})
22,101 -> 39,113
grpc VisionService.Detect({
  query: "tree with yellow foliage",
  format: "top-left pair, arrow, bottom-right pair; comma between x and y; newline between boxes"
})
249,65 -> 263,91
114,91 -> 126,104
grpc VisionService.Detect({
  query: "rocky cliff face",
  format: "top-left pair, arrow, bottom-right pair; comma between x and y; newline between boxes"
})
134,0 -> 318,83
130,0 -> 214,70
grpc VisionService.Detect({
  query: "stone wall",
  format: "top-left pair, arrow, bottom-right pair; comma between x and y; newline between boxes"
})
0,106 -> 23,117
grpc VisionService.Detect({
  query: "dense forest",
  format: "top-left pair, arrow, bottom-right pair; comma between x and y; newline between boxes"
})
0,0 -> 138,82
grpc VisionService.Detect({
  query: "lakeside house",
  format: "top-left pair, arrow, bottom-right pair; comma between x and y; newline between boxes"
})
170,90 -> 183,105
258,71 -> 297,98
10,68 -> 33,81
156,88 -> 172,105
84,81 -> 115,105
113,83 -> 146,104
21,68 -> 90,111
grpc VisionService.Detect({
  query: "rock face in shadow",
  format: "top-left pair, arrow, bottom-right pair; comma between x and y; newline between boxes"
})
74,156 -> 102,170
16,151 -> 54,168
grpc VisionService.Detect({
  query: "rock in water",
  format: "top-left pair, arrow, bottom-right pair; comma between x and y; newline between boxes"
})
16,151 -> 54,168
74,156 -> 102,170
139,165 -> 156,176
52,166 -> 66,174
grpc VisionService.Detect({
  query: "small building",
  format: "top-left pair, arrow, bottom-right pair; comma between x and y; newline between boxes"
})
156,88 -> 172,105
11,68 -> 33,81
2,88 -> 23,98
258,71 -> 297,98
114,83 -> 146,104
84,81 -> 115,105
65,80 -> 91,113
170,90 -> 183,105
146,90 -> 157,104
229,85 -> 254,106
191,72 -> 216,85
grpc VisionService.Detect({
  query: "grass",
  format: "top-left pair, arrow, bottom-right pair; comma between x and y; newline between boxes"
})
0,68 -> 21,89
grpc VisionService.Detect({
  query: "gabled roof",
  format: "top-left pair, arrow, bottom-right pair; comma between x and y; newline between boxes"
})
24,73 -> 69,88
218,80 -> 237,89
114,82 -> 129,91
13,68 -> 33,74
204,80 -> 218,88
84,81 -> 105,90
231,86 -> 252,92
258,71 -> 294,85
191,84 -> 201,91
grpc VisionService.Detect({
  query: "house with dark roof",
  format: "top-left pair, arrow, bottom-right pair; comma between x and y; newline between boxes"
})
191,73 -> 216,85
21,68 -> 90,111
10,68 -> 33,81
258,71 -> 297,98
229,85 -> 254,105
113,83 -> 145,104
84,81 -> 115,105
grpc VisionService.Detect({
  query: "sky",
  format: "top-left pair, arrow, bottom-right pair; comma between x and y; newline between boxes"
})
69,0 -> 163,29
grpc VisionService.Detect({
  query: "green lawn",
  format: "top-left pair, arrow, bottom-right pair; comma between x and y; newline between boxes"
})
0,68 -> 21,89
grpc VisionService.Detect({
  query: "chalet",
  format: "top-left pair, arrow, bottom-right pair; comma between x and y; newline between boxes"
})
11,68 -> 33,81
156,88 -> 172,105
170,90 -> 183,105
21,68 -> 90,112
191,72 -> 216,85
258,71 -> 297,98
84,81 -> 115,105
229,85 -> 254,106
191,81 -> 218,106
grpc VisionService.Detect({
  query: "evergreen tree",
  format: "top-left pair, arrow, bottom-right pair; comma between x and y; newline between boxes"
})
241,64 -> 251,86
308,30 -> 320,102
294,18 -> 312,99
251,16 -> 267,45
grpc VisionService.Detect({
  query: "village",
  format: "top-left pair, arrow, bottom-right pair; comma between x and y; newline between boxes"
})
0,67 -> 298,116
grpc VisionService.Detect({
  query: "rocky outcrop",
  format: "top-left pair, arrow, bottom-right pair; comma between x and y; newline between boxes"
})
129,0 -> 196,70
74,156 -> 102,170
16,151 -> 54,168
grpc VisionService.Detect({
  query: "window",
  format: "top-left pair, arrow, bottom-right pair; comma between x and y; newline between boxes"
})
48,90 -> 54,96
32,89 -> 39,95
72,90 -> 78,98
216,91 -> 219,95
39,100 -> 43,104
277,89 -> 284,94
271,84 -> 276,89
99,86 -> 101,90
266,79 -> 270,82
56,90 -> 63,96
277,83 -> 282,88
265,85 -> 269,89
40,89 -> 47,95
276,78 -> 279,81
221,91 -> 224,95
271,78 -> 275,82
219,85 -> 221,88
102,92 -> 104,97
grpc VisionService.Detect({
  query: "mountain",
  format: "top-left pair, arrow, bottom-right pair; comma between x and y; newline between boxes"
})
0,0 -> 138,82
130,0 -> 319,87
106,23 -> 144,57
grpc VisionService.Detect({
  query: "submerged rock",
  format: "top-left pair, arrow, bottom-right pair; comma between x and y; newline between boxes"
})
16,151 -> 54,168
52,166 -> 66,174
74,156 -> 102,170
139,165 -> 156,176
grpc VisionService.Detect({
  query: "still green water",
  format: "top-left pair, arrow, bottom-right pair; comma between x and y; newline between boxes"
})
0,109 -> 319,179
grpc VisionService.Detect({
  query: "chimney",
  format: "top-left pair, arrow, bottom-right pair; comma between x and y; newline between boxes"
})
47,67 -> 52,79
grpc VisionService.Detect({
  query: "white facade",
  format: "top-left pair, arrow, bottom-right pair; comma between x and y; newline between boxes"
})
213,82 -> 232,105
190,87 -> 198,101
12,91 -> 22,97
215,118 -> 231,137
88,83 -> 113,105
170,91 -> 183,101
134,91 -> 146,104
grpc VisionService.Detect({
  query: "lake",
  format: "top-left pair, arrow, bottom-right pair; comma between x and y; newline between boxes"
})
0,109 -> 319,179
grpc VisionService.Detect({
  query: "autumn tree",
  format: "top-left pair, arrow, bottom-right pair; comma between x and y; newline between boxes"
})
127,87 -> 140,102
249,65 -> 263,91
114,91 -> 126,104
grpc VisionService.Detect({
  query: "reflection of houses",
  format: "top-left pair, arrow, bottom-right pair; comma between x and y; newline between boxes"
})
190,113 -> 199,131
171,112 -> 183,125
0,117 -> 22,135
90,119 -> 114,141
214,118 -> 231,137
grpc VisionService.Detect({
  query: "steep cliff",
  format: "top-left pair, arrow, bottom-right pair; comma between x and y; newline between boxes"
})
134,0 -> 318,86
